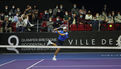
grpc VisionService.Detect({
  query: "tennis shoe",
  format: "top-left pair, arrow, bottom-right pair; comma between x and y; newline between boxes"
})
52,57 -> 57,61
47,40 -> 53,46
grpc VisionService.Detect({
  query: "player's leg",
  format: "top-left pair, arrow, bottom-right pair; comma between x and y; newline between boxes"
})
47,40 -> 60,60
53,48 -> 60,61
51,43 -> 60,55
47,40 -> 61,61
52,43 -> 60,61
53,40 -> 64,61
49,42 -> 60,61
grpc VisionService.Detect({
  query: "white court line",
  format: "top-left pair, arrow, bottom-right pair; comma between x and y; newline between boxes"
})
33,65 -> 121,68
0,59 -> 16,67
2,52 -> 121,55
18,58 -> 121,61
26,59 -> 44,69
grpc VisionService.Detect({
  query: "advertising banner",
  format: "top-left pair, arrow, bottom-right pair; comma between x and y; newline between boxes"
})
0,31 -> 121,53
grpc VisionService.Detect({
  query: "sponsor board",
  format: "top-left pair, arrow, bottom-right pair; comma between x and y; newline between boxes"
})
0,32 -> 120,53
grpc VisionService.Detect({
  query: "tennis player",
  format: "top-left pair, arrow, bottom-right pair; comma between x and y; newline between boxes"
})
47,27 -> 68,61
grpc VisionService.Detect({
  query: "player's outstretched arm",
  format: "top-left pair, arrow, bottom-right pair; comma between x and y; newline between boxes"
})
54,28 -> 65,36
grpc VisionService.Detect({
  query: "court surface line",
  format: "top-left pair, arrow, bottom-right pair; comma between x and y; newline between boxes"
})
33,65 -> 121,68
26,59 -> 44,69
14,58 -> 121,60
0,59 -> 16,67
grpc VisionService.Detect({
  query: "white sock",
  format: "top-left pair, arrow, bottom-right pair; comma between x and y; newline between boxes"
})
53,55 -> 56,58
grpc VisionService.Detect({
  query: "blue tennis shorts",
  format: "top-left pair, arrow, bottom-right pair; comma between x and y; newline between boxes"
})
56,39 -> 64,46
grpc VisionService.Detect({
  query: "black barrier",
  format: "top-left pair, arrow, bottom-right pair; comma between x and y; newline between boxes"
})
0,31 -> 120,46
0,31 -> 121,53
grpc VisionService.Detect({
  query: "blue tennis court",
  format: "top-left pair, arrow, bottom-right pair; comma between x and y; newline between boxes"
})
0,52 -> 121,69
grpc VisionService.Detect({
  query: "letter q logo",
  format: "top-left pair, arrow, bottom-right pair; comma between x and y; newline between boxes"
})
7,35 -> 19,54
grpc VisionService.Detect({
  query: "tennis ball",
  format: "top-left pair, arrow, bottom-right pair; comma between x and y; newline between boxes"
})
109,25 -> 112,27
